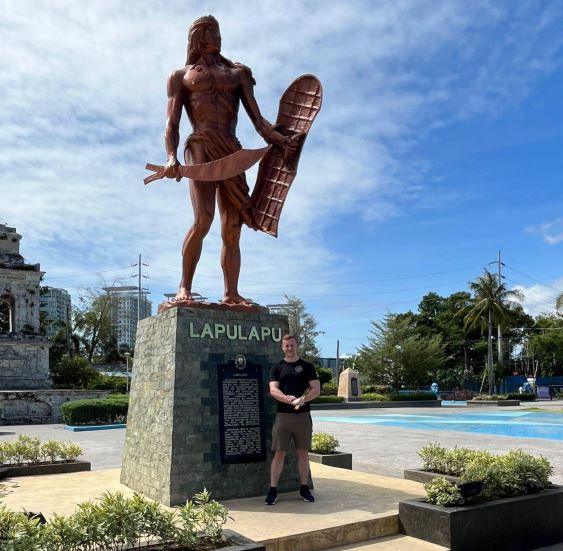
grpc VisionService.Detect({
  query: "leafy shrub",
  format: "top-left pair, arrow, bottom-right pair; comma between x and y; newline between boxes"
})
388,392 -> 437,401
461,449 -> 553,501
50,355 -> 99,389
361,393 -> 388,401
61,395 -> 129,425
424,478 -> 463,507
311,432 -> 339,454
362,384 -> 392,394
419,443 -> 553,506
316,367 -> 333,387
320,383 -> 338,396
418,442 -> 484,476
88,374 -> 127,394
472,394 -> 509,400
313,395 -> 345,404
0,490 -> 229,550
0,436 -> 83,466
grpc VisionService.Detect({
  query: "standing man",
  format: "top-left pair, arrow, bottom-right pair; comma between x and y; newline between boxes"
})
266,334 -> 320,505
163,15 -> 296,305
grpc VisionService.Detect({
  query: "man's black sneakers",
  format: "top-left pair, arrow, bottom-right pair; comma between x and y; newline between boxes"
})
265,487 -> 278,505
300,484 -> 315,503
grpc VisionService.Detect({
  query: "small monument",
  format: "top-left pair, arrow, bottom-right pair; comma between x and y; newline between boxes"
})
338,367 -> 362,401
0,224 -> 52,389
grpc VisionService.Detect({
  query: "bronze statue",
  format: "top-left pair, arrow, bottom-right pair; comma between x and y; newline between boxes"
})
147,16 -> 322,308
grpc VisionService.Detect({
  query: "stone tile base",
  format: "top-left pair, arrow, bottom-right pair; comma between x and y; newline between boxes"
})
121,307 -> 304,505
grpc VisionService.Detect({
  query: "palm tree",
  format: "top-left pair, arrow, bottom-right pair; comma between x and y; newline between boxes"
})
556,293 -> 563,313
463,270 -> 524,395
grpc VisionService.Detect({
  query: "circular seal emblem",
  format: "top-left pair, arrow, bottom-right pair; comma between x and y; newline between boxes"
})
294,365 -> 303,374
234,354 -> 247,370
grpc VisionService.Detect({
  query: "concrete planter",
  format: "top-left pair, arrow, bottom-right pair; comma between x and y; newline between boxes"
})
467,399 -> 520,407
0,461 -> 91,479
399,485 -> 563,551
309,451 -> 352,470
403,468 -> 459,484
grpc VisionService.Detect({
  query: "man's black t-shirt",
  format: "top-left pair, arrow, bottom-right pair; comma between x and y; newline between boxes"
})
269,358 -> 318,414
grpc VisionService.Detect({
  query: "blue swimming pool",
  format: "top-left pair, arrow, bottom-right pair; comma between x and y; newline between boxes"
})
315,411 -> 563,441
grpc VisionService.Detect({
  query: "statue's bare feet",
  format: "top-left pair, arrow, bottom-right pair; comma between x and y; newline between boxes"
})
174,288 -> 195,302
222,293 -> 255,306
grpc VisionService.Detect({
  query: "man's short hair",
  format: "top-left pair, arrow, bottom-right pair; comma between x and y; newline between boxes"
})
282,334 -> 298,343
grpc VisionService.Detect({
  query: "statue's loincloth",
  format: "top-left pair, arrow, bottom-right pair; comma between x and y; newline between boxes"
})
184,130 -> 252,213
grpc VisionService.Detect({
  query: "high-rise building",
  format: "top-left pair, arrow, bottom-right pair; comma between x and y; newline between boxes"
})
40,286 -> 71,339
103,286 -> 152,350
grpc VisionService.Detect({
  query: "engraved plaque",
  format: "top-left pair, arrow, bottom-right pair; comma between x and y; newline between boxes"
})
217,359 -> 266,464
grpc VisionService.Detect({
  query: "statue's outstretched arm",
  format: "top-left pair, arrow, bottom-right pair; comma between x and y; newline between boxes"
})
239,67 -> 300,157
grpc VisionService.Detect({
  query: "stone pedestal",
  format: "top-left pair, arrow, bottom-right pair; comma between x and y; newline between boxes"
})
121,307 -> 304,506
338,367 -> 362,400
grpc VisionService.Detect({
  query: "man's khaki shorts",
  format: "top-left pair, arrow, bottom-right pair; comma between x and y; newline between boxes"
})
271,412 -> 313,451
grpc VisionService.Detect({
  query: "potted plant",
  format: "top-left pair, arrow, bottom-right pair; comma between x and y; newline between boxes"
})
400,444 -> 563,550
308,432 -> 352,469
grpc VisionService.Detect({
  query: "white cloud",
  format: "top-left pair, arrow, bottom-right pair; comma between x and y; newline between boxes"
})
513,280 -> 563,317
526,219 -> 563,245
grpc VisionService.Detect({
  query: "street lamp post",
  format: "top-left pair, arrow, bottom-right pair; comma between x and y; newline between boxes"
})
124,352 -> 131,394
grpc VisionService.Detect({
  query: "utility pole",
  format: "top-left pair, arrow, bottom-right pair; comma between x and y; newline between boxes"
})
66,302 -> 73,358
496,250 -> 504,370
131,254 -> 149,321
138,254 -> 142,322
336,339 -> 340,381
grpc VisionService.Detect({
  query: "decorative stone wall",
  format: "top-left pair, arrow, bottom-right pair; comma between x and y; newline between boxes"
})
0,390 -> 109,424
121,307 -> 301,506
0,334 -> 51,390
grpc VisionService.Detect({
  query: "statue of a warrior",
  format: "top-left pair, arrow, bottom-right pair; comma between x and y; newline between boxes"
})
148,16 -> 322,307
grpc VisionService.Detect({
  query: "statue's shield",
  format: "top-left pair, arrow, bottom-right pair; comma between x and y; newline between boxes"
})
251,75 -> 323,237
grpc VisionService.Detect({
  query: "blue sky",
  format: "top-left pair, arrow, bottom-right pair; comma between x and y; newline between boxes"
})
2,0 -> 563,357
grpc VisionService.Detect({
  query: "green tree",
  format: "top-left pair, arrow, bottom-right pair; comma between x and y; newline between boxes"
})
355,313 -> 446,388
277,295 -> 321,362
73,288 -> 116,363
463,270 -> 524,395
316,367 -> 333,386
50,355 -> 99,389
526,313 -> 563,376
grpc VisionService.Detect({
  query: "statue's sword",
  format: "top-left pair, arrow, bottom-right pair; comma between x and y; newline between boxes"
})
144,145 -> 271,185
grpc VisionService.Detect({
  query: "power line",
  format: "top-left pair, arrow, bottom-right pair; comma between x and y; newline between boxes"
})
42,265 -> 133,280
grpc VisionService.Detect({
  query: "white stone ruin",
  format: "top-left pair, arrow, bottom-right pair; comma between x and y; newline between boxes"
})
0,224 -> 52,389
